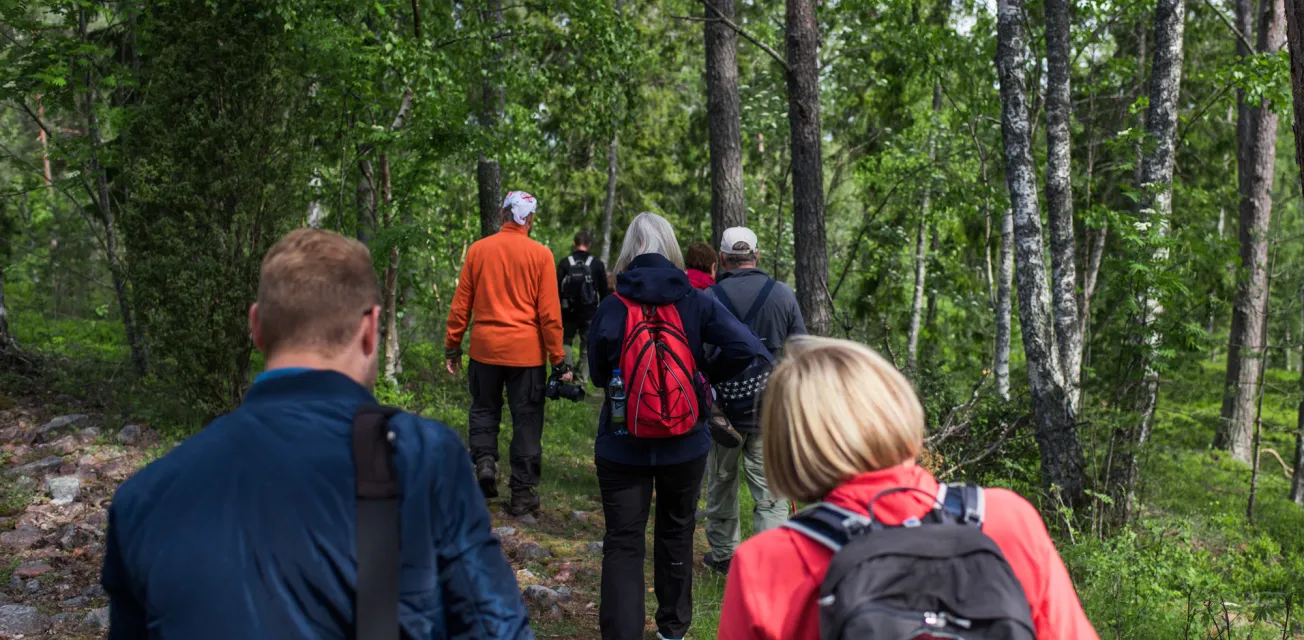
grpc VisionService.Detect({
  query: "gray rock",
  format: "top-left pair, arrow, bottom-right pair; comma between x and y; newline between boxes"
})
555,586 -> 573,603
516,542 -> 551,560
0,592 -> 9,605
0,604 -> 52,636
82,583 -> 106,599
491,526 -> 517,538
14,561 -> 52,578
516,569 -> 537,582
51,612 -> 79,627
23,579 -> 40,595
569,510 -> 589,522
117,424 -> 141,444
35,415 -> 89,442
4,455 -> 64,477
11,475 -> 35,490
83,607 -> 110,629
45,476 -> 81,505
59,595 -> 89,608
548,604 -> 563,617
585,541 -> 604,554
77,427 -> 101,442
7,575 -> 20,591
515,513 -> 538,525
56,524 -> 88,550
522,584 -> 560,605
0,523 -> 42,549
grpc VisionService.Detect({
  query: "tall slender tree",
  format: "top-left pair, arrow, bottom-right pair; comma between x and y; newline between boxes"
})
994,207 -> 1014,400
786,0 -> 830,336
1045,0 -> 1082,409
907,84 -> 941,377
1282,0 -> 1304,506
996,0 -> 1085,504
599,0 -> 626,264
706,0 -> 747,248
1217,0 -> 1284,463
478,0 -> 505,239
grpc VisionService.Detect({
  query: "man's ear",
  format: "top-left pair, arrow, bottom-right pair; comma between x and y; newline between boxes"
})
754,250 -> 762,264
249,304 -> 265,352
360,305 -> 382,356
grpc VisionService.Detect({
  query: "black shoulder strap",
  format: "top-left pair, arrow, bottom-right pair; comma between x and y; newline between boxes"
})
710,284 -> 742,319
741,278 -> 778,325
782,502 -> 871,552
352,404 -> 403,640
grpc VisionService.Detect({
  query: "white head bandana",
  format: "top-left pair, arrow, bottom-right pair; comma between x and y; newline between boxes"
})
502,191 -> 537,225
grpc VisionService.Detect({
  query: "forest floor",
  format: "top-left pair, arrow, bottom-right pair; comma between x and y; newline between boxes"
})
3,360 -> 1304,639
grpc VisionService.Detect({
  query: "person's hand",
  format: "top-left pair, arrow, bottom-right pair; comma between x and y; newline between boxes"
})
446,358 -> 461,376
560,371 -> 575,383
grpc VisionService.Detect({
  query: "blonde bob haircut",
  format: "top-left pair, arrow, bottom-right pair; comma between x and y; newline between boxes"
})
762,336 -> 925,503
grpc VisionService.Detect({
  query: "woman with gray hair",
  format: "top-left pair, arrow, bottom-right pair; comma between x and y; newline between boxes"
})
586,212 -> 767,640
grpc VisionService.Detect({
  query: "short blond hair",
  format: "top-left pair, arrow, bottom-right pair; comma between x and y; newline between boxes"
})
257,229 -> 380,356
762,336 -> 924,503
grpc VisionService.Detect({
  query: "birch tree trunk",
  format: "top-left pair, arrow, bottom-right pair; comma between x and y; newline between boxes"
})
477,0 -> 505,239
1045,0 -> 1082,409
1218,0 -> 1284,463
996,0 -> 1085,504
994,207 -> 1014,400
0,262 -> 11,352
81,7 -> 146,377
599,134 -> 619,264
907,84 -> 941,378
1116,0 -> 1186,523
786,0 -> 831,336
380,152 -> 402,383
1283,0 -> 1304,505
706,0 -> 747,248
356,159 -> 378,242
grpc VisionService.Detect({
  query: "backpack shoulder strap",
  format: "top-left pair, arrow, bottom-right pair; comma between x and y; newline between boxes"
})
710,284 -> 742,319
567,255 -> 577,267
782,502 -> 871,552
584,256 -> 593,267
352,404 -> 403,640
741,278 -> 778,325
935,482 -> 986,528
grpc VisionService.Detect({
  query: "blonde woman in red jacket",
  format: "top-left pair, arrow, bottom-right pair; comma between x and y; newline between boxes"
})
716,337 -> 1099,640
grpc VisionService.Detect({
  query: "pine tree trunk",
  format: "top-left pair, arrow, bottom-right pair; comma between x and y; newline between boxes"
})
82,7 -> 146,377
1117,0 -> 1186,523
786,0 -> 831,336
1045,0 -> 1082,409
600,133 -> 618,264
478,0 -> 505,239
1293,287 -> 1304,505
995,207 -> 1014,401
706,0 -> 747,248
1218,0 -> 1284,463
996,0 -> 1085,505
1286,0 -> 1304,503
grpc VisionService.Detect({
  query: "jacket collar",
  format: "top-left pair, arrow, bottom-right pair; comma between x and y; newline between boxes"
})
242,369 -> 377,407
499,221 -> 530,236
823,464 -> 941,524
717,267 -> 769,282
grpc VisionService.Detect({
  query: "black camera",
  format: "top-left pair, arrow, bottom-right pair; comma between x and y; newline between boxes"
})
545,366 -> 585,402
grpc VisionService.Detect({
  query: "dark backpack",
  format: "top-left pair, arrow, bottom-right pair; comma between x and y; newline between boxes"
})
561,255 -> 598,311
709,279 -> 777,429
784,484 -> 1037,640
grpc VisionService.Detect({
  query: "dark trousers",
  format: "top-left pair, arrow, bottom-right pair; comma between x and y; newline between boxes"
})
562,312 -> 593,381
596,455 -> 708,640
467,360 -> 545,491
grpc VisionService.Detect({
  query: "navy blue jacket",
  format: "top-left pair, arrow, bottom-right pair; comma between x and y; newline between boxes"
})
587,253 -> 768,466
101,370 -> 531,640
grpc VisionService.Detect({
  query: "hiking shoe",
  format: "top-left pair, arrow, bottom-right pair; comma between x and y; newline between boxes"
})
506,489 -> 541,517
708,408 -> 743,448
703,551 -> 731,576
657,634 -> 684,640
475,458 -> 499,499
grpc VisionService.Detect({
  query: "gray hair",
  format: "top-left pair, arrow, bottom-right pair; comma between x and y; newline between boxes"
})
614,212 -> 684,274
723,251 -> 758,268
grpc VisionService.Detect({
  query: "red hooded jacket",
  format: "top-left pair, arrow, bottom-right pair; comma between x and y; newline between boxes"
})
717,464 -> 1099,640
686,268 -> 715,290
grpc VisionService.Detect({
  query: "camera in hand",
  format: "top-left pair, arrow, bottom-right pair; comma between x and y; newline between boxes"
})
545,366 -> 585,402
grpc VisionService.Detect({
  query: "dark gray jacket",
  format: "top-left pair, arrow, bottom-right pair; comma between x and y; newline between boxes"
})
705,267 -> 807,357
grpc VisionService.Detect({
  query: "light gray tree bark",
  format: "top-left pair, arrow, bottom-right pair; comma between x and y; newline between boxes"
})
786,0 -> 830,336
994,207 -> 1014,401
706,0 -> 747,248
996,0 -> 1085,505
599,0 -> 625,265
477,0 -> 505,239
907,84 -> 942,379
1217,0 -> 1284,463
0,262 -> 11,352
1045,0 -> 1082,409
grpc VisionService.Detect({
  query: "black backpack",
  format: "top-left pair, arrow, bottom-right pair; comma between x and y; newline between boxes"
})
710,279 -> 777,429
784,484 -> 1037,640
561,255 -> 598,311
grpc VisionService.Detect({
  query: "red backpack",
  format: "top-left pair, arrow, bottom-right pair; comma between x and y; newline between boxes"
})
615,294 -> 701,438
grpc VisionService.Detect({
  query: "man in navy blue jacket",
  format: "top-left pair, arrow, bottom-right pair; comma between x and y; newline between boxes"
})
101,229 -> 532,640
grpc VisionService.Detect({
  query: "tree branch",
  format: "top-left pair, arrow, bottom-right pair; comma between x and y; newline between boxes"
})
1199,0 -> 1256,52
698,0 -> 788,71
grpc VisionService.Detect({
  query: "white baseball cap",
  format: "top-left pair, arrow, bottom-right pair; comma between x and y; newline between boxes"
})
720,227 -> 759,254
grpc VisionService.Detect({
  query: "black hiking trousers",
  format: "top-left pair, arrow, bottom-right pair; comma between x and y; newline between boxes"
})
467,359 -> 546,491
596,454 -> 708,640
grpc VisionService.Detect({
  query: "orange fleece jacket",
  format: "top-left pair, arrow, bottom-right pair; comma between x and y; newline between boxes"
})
445,223 -> 565,368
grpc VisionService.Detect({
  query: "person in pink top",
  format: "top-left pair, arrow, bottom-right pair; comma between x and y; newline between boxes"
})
684,242 -> 716,290
717,336 -> 1100,640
